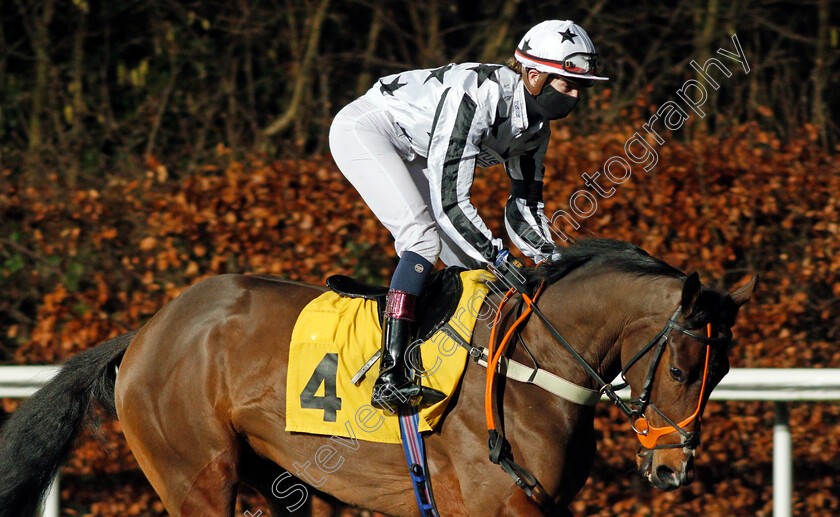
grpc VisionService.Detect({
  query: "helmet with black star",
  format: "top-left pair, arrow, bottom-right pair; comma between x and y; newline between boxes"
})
515,20 -> 607,94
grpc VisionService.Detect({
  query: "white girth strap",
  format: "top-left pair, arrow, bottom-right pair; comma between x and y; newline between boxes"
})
440,325 -> 601,406
476,350 -> 601,406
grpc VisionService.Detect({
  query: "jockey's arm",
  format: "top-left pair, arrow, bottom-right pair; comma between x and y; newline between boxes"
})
503,134 -> 558,264
427,88 -> 503,266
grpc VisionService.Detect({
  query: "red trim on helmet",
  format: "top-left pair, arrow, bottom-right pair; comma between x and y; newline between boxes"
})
515,48 -> 593,76
516,49 -> 565,70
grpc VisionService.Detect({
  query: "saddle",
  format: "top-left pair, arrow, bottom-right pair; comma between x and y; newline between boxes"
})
326,266 -> 466,342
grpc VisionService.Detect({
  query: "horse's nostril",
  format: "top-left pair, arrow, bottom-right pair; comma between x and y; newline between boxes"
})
655,465 -> 680,487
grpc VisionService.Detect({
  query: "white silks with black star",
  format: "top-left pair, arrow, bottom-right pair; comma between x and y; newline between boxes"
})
360,62 -> 558,266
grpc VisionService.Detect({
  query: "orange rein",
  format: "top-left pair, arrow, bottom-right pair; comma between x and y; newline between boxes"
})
484,284 -> 544,431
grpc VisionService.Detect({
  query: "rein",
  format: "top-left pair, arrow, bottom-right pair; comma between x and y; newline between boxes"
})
483,280 -> 732,506
483,284 -> 551,504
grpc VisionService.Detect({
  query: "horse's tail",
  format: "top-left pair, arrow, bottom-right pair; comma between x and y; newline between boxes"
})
0,330 -> 136,517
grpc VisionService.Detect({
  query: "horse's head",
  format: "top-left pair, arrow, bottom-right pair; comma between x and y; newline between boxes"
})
619,272 -> 757,490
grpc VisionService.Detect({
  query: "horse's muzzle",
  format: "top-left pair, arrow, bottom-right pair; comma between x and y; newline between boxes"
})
637,446 -> 695,491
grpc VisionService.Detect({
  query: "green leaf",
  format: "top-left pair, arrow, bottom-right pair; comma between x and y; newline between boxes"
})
72,300 -> 91,316
3,254 -> 25,274
64,261 -> 85,291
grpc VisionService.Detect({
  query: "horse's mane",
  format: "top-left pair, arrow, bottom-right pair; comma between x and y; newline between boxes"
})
528,238 -> 685,287
526,238 -> 736,334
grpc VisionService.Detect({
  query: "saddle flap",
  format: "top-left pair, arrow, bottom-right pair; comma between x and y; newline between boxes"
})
326,275 -> 389,300
416,267 -> 465,340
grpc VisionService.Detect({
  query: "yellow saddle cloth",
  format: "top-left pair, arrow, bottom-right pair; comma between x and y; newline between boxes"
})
285,269 -> 492,443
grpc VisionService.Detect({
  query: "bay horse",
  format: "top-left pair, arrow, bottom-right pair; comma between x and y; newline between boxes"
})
0,238 -> 756,516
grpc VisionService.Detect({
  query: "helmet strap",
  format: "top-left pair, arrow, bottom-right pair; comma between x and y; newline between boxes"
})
522,69 -> 550,96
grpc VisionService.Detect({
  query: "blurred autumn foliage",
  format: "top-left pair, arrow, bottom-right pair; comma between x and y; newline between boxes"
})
1,98 -> 839,515
2,0 -> 839,514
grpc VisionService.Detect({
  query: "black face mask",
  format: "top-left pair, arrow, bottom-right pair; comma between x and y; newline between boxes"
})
524,84 -> 579,121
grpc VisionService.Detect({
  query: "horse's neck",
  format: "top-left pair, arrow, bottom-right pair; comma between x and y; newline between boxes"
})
528,270 -> 683,390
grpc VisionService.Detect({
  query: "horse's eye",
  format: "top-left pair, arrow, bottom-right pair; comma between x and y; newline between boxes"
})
670,367 -> 686,383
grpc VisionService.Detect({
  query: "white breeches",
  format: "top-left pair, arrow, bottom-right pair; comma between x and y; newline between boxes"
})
329,95 -> 478,268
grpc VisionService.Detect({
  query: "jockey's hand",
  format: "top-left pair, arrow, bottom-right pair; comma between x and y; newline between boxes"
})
540,247 -> 563,266
492,249 -> 533,297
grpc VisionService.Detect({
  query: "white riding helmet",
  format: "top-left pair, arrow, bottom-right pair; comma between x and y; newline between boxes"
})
515,20 -> 608,82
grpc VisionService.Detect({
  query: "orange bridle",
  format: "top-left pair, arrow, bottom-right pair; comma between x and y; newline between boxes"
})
630,323 -> 712,449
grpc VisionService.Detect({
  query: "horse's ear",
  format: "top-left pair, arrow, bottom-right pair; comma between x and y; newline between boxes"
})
681,272 -> 701,312
729,274 -> 758,308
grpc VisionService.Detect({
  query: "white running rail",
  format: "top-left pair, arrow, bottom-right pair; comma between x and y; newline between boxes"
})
0,366 -> 61,517
2,366 -> 839,517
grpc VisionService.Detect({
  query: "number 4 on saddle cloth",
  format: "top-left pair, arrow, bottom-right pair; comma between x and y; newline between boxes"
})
285,268 -> 492,443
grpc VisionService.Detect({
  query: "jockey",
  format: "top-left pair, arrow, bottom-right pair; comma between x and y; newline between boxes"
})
329,20 -> 608,409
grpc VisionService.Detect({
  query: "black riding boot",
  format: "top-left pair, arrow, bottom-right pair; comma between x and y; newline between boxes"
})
371,290 -> 445,410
